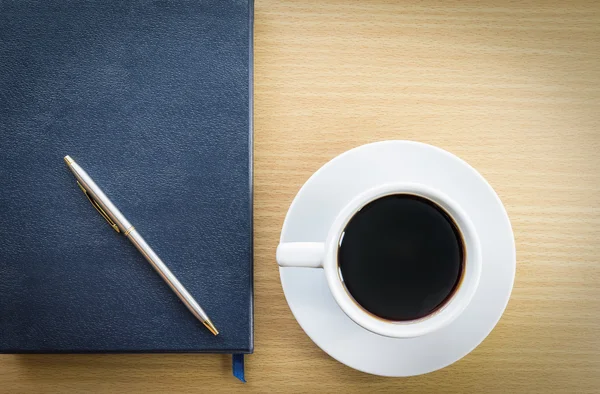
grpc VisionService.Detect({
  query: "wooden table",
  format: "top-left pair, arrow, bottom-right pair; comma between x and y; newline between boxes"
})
2,1 -> 599,392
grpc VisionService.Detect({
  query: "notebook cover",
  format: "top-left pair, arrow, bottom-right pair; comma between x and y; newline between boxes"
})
0,0 -> 253,353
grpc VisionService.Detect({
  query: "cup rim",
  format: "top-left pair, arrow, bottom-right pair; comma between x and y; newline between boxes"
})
322,182 -> 482,338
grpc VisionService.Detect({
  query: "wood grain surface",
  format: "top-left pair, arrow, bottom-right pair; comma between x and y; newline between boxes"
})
1,0 -> 599,392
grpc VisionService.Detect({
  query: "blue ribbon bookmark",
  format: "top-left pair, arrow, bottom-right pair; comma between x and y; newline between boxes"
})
232,354 -> 246,382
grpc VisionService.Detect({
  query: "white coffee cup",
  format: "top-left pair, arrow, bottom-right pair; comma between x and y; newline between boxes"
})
276,182 -> 482,338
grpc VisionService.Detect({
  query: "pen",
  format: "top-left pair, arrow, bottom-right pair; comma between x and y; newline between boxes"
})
63,155 -> 218,336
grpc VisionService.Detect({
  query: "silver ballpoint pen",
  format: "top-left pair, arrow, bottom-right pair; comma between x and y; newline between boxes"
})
64,155 -> 218,336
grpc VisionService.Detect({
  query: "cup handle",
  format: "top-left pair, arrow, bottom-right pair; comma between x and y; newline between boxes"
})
276,242 -> 325,268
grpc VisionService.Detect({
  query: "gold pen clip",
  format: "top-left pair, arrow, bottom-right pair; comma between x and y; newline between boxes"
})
77,181 -> 121,233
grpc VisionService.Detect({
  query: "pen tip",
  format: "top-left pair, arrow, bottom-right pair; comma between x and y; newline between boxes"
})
203,319 -> 219,336
64,155 -> 74,166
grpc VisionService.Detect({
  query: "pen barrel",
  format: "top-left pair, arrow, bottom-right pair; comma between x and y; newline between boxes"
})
125,228 -> 210,324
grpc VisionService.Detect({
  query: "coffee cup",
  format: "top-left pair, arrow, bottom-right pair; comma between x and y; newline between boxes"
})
276,182 -> 482,338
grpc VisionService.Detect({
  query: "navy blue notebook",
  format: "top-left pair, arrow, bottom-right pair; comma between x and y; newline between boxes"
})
0,0 -> 253,361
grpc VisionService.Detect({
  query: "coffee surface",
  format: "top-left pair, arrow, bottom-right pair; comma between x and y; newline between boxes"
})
338,194 -> 464,321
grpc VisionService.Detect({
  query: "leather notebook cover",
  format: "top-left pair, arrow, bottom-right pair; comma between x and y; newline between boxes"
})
0,0 -> 253,354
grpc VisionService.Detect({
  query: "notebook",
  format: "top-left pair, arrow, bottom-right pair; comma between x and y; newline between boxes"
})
0,0 -> 253,377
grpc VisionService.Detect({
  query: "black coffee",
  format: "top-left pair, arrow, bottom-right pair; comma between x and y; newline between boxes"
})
338,194 -> 464,321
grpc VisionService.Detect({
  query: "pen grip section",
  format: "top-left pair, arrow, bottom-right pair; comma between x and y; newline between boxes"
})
125,228 -> 210,323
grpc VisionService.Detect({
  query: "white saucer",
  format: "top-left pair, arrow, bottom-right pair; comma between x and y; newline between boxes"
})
278,141 -> 516,377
